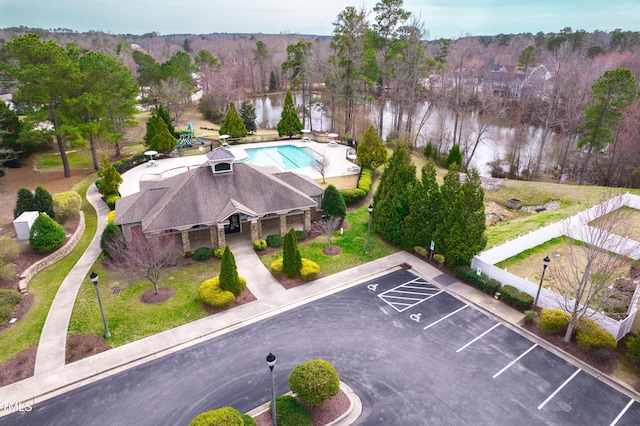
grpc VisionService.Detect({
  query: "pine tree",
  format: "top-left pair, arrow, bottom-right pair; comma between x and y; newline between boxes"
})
145,105 -> 175,146
321,185 -> 346,220
283,228 -> 302,278
149,118 -> 177,153
269,70 -> 278,92
372,144 -> 416,246
239,100 -> 257,134
219,245 -> 242,296
14,187 -> 35,219
277,89 -> 303,138
446,144 -> 462,169
436,164 -> 462,266
219,101 -> 248,138
96,154 -> 123,196
357,125 -> 388,168
404,160 -> 440,249
34,186 -> 55,219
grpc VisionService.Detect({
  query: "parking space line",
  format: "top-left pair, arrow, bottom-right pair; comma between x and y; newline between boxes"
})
609,398 -> 635,426
423,305 -> 468,330
457,323 -> 501,353
537,368 -> 581,410
377,278 -> 442,312
493,343 -> 537,378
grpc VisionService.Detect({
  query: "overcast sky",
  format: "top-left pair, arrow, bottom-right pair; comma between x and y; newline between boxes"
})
0,0 -> 638,39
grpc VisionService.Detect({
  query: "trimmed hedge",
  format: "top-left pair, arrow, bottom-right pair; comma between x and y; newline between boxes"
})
288,359 -> 340,406
433,254 -> 445,266
253,239 -> 267,251
295,230 -> 307,241
107,210 -> 115,225
414,246 -> 427,257
300,258 -> 320,281
539,308 -> 570,335
626,334 -> 640,363
113,153 -> 147,174
266,234 -> 284,248
270,258 -> 283,276
193,247 -> 213,261
576,318 -> 617,351
340,166 -> 374,206
199,277 -> 235,308
499,285 -> 533,312
189,407 -> 245,426
0,289 -> 22,324
53,190 -> 82,224
274,395 -> 311,426
454,265 -> 501,296
213,247 -> 225,259
340,188 -> 367,205
29,212 -> 66,254
105,194 -> 120,211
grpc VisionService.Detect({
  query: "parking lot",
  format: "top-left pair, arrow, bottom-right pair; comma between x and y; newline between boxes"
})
3,268 -> 639,425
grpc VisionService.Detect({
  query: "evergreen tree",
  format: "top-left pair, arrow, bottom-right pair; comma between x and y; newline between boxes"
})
96,154 -> 123,196
34,186 -> 55,219
149,118 -> 177,153
219,245 -> 242,296
321,185 -> 346,220
283,228 -> 302,278
29,212 -> 66,253
239,100 -> 257,134
277,89 -> 303,138
14,187 -> 35,218
269,70 -> 278,92
436,164 -> 462,266
156,105 -> 176,136
404,160 -> 440,249
145,105 -> 175,147
219,101 -> 248,138
446,144 -> 462,169
372,144 -> 416,246
357,125 -> 388,168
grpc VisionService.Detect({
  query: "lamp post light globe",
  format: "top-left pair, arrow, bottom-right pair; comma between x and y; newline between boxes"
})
266,353 -> 277,426
365,204 -> 373,255
533,256 -> 551,311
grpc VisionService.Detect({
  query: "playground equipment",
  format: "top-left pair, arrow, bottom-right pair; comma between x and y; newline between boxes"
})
177,123 -> 206,148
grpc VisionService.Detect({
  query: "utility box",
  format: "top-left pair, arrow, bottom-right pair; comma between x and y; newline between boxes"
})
13,211 -> 39,240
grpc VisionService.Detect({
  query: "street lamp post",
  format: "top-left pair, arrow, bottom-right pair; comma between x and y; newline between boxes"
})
89,271 -> 111,338
266,352 -> 277,426
533,256 -> 551,311
365,204 -> 373,255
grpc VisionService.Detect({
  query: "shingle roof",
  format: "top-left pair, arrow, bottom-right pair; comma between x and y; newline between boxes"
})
115,162 -> 321,233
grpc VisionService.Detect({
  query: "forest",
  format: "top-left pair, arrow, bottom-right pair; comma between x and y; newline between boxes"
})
0,0 -> 639,187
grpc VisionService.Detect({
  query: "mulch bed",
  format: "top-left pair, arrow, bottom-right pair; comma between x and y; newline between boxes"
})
0,293 -> 33,333
253,389 -> 350,426
139,286 -> 176,304
0,346 -> 37,387
66,334 -> 111,364
322,246 -> 342,256
202,286 -> 257,315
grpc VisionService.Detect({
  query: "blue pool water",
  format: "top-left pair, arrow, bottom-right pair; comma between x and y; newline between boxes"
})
238,145 -> 318,170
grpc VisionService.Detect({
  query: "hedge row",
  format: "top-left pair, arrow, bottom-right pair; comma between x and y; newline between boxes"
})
454,265 -> 501,296
341,166 -> 373,206
113,153 -> 147,174
499,285 -> 533,312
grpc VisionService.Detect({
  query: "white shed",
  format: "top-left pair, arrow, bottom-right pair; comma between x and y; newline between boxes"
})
13,211 -> 39,240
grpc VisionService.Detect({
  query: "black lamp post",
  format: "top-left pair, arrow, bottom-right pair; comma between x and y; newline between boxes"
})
266,352 -> 277,426
365,204 -> 373,255
89,271 -> 111,338
533,256 -> 551,310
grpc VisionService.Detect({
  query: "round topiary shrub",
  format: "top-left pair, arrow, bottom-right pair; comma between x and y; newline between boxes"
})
53,190 -> 82,224
295,230 -> 307,241
189,406 -> 245,426
193,246 -> 213,261
575,318 -> 617,351
274,395 -> 311,426
213,247 -> 225,259
107,210 -> 115,225
288,359 -> 340,406
253,239 -> 267,251
539,308 -> 570,335
266,234 -> 284,248
300,258 -> 320,281
270,258 -> 283,277
199,277 -> 235,308
29,212 -> 66,253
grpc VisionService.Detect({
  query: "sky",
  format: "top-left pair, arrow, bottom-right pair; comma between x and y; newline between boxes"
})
0,0 -> 638,39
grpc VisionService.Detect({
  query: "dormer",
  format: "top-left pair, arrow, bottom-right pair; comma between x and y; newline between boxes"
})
206,148 -> 235,174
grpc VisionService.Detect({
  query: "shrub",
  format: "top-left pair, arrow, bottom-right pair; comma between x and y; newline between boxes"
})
213,247 -> 225,259
454,265 -> 501,296
198,277 -> 235,308
270,258 -> 284,276
34,186 -> 55,219
433,254 -> 445,266
288,359 -> 340,406
300,258 -> 320,281
189,406 -> 245,426
575,318 -> 617,351
219,246 -> 242,296
340,188 -> 366,206
107,210 -> 115,225
29,212 -> 66,253
480,278 -> 501,296
0,259 -> 16,281
0,235 -> 22,262
321,184 -> 346,219
539,308 -> 571,335
524,310 -> 537,325
96,154 -> 123,196
357,167 -> 374,193
100,223 -> 123,259
193,247 -> 213,261
499,285 -> 532,311
295,230 -> 307,241
253,239 -> 267,251
625,334 -> 640,364
414,246 -> 427,257
266,234 -> 283,248
274,395 -> 311,426
53,190 -> 82,224
105,194 -> 120,211
283,229 -> 302,279
240,414 -> 256,426
0,289 -> 22,323
14,187 -> 34,219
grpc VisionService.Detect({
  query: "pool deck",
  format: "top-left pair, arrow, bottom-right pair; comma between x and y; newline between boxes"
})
119,139 -> 359,197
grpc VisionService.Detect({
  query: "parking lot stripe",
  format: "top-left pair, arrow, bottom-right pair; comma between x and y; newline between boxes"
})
492,343 -> 537,378
537,368 -> 581,410
377,278 -> 442,312
609,398 -> 635,426
456,323 -> 501,353
423,305 -> 468,330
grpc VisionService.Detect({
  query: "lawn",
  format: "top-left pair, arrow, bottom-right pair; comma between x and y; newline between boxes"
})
588,206 -> 640,242
36,150 -> 95,170
67,259 -> 220,347
0,174 -> 97,365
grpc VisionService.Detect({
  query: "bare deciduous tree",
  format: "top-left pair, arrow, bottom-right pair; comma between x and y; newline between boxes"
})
313,151 -> 331,183
551,194 -> 638,342
312,217 -> 342,247
105,231 -> 182,295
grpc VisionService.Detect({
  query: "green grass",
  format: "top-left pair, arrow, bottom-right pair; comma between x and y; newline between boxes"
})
68,260 -> 220,347
36,150 -> 95,170
260,206 -> 399,276
0,173 -> 97,365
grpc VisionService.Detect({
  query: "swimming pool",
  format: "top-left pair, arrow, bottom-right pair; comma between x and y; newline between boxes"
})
238,145 -> 318,170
